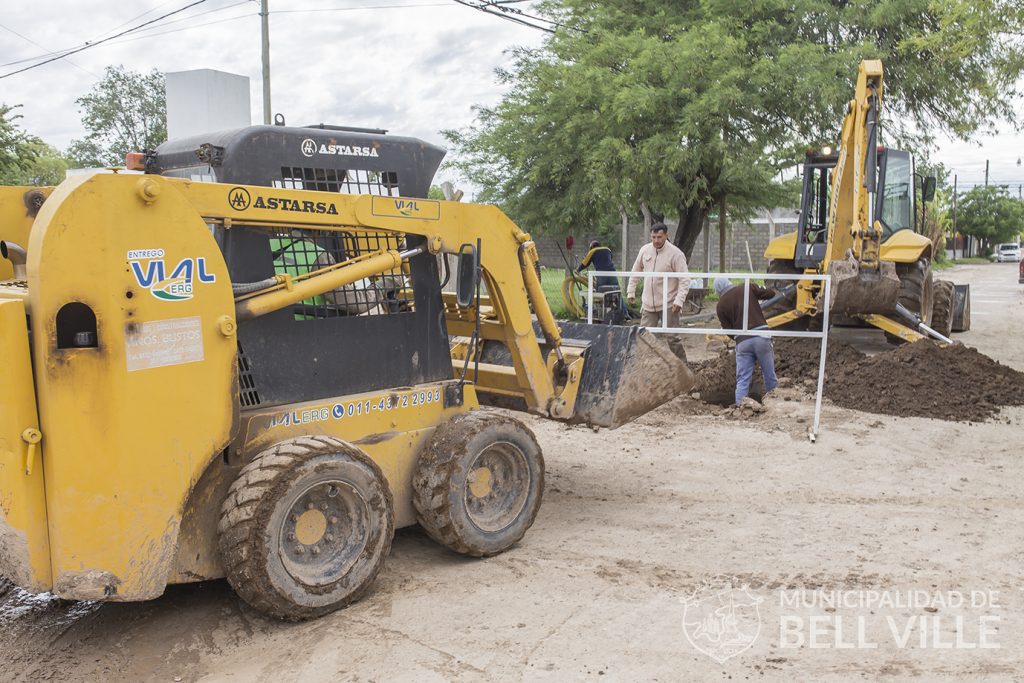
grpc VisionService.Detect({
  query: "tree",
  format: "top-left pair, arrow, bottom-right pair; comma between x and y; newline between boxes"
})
0,104 -> 71,186
956,186 -> 1024,253
445,0 -> 1024,257
0,104 -> 41,184
21,143 -> 71,185
69,66 -> 166,167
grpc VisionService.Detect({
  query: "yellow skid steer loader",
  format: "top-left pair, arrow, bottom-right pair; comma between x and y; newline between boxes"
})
0,124 -> 691,621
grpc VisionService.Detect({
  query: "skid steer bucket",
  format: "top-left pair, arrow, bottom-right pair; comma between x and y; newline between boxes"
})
827,255 -> 900,315
477,323 -> 694,428
952,284 -> 971,332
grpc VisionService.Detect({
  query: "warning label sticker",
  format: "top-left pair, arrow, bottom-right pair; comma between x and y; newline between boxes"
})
125,316 -> 204,372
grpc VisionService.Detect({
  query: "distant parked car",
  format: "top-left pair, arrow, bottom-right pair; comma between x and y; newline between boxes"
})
996,243 -> 1021,262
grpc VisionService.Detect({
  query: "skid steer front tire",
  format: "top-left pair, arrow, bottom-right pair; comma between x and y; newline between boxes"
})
413,411 -> 544,557
218,436 -> 394,621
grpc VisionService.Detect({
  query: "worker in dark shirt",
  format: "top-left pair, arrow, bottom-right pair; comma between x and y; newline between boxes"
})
713,277 -> 779,408
577,240 -> 618,290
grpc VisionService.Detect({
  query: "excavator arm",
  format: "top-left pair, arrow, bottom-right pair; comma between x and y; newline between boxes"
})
770,60 -> 937,342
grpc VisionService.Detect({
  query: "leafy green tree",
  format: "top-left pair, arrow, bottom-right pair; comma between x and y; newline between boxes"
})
446,0 -> 1024,256
21,143 -> 70,185
0,104 -> 41,184
69,66 -> 166,167
956,186 -> 1024,253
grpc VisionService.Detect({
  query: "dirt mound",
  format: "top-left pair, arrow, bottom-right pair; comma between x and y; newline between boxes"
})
694,338 -> 1024,422
827,341 -> 1024,421
693,351 -> 764,406
773,337 -> 865,381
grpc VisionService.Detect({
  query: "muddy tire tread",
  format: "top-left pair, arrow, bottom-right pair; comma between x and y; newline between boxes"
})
412,412 -> 543,558
930,279 -> 955,338
886,260 -> 933,345
218,436 -> 392,621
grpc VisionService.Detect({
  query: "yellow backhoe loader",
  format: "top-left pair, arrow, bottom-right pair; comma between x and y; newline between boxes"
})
0,125 -> 691,621
762,60 -> 970,341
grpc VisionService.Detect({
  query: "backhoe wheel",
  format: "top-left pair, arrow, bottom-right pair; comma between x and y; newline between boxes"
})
930,279 -> 955,339
886,259 -> 933,345
413,411 -> 544,557
218,436 -> 394,621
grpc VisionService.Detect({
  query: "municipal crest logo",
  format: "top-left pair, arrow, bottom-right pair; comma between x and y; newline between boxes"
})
681,576 -> 763,663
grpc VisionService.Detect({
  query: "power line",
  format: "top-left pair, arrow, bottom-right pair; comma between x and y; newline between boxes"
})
452,0 -> 555,33
0,0 -> 248,69
0,22 -> 99,78
104,1 -> 253,40
0,0 -> 449,71
482,1 -> 582,32
102,0 -> 185,36
93,12 -> 255,47
0,0 -> 208,80
274,3 -> 453,14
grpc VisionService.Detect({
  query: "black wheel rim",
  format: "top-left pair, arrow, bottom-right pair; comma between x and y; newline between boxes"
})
278,480 -> 369,587
463,441 -> 530,533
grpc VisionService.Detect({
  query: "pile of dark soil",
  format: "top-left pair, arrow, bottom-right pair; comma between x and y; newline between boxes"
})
773,337 -> 866,381
694,338 -> 1024,422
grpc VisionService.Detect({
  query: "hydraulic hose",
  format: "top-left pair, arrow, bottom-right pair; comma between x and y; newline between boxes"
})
560,272 -> 587,319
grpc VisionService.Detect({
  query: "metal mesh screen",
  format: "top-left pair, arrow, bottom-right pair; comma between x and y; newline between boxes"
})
262,227 -> 413,319
275,167 -> 400,196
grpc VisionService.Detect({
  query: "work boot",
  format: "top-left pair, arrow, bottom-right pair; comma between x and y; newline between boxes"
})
739,396 -> 765,413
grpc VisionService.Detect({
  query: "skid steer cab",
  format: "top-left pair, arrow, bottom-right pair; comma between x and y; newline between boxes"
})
0,168 -> 689,620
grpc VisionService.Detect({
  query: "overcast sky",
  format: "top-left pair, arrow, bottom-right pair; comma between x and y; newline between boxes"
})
2,0 -> 1023,197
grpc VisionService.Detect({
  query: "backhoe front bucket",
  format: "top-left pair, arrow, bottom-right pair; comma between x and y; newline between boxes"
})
827,255 -> 900,315
477,323 -> 694,428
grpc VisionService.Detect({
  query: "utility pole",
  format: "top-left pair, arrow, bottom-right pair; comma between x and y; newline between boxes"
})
718,195 -> 727,272
260,0 -> 271,125
984,159 -> 989,187
952,174 -> 958,260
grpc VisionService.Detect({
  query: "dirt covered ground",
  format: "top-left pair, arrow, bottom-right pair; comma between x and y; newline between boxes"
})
3,263 -> 1024,682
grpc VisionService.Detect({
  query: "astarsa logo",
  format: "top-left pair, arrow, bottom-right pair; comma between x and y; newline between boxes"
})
228,187 -> 251,210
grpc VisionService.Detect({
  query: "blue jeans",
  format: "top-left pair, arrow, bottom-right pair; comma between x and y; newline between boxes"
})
735,337 -> 778,405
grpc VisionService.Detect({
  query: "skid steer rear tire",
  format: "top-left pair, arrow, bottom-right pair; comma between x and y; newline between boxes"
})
413,411 -> 543,557
886,259 -> 933,345
218,436 -> 393,621
930,279 -> 955,339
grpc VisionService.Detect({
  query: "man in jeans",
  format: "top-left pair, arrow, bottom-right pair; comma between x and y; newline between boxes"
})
713,277 -> 779,409
626,223 -> 690,359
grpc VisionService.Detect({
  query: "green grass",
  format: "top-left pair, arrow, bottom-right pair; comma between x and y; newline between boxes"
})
539,268 -> 574,318
538,267 -> 640,320
934,257 -> 992,270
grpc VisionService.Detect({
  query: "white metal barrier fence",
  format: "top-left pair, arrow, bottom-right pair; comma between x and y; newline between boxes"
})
586,270 -> 832,440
